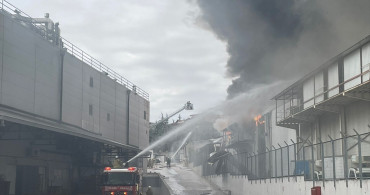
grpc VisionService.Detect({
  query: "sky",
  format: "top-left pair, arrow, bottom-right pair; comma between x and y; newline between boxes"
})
10,0 -> 230,122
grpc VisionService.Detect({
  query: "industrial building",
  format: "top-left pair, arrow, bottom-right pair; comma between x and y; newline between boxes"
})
195,36 -> 370,195
0,2 -> 149,195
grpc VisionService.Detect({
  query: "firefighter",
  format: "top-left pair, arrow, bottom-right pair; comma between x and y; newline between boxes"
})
147,159 -> 153,169
166,157 -> 171,168
113,156 -> 124,168
146,186 -> 153,195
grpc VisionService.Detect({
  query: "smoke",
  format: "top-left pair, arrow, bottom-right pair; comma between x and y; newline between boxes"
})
212,81 -> 287,123
196,0 -> 370,99
129,82 -> 282,162
212,117 -> 230,132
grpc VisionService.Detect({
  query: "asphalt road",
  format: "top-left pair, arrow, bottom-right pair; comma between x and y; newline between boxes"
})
151,164 -> 225,195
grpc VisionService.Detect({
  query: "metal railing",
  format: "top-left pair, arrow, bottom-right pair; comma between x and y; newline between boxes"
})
0,0 -> 149,100
275,65 -> 370,123
203,125 -> 370,188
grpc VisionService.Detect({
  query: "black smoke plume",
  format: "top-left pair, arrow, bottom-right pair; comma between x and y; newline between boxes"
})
196,0 -> 370,99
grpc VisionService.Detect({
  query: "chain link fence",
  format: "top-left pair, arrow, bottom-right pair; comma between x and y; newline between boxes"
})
204,126 -> 370,188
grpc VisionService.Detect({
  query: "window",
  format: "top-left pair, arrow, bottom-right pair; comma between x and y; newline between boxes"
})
107,113 -> 110,121
89,104 -> 93,116
90,77 -> 94,87
144,111 -> 147,120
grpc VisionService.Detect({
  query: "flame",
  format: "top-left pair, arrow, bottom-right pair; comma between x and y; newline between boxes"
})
224,131 -> 232,145
254,115 -> 265,126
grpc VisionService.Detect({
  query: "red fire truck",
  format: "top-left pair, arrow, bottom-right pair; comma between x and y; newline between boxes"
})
101,166 -> 141,195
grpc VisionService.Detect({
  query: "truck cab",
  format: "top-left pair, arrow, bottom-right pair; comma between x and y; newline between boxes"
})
102,167 -> 141,195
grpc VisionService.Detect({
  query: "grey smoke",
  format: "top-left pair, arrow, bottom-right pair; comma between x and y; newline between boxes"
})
196,0 -> 370,99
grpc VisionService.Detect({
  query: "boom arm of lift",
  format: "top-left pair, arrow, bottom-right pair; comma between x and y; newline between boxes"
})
150,101 -> 193,128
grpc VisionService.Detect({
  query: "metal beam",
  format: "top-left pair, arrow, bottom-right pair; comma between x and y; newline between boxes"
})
291,115 -> 316,123
314,105 -> 341,114
328,135 -> 336,188
276,122 -> 299,129
297,136 -> 311,153
343,92 -> 370,102
354,129 -> 363,188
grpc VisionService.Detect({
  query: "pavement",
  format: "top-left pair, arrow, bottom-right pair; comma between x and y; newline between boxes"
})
149,163 -> 226,195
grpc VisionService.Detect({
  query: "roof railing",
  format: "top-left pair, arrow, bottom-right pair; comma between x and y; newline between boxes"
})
0,0 -> 149,100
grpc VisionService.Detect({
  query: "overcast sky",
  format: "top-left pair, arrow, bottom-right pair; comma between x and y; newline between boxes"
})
11,0 -> 230,122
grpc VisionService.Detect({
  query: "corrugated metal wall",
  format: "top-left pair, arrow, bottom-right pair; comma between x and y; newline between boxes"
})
115,82 -> 129,144
0,13 -> 149,149
1,11 -> 61,120
62,53 -> 83,126
303,76 -> 314,109
343,49 -> 361,90
328,63 -> 339,98
315,72 -> 324,103
362,42 -> 370,81
270,109 -> 296,147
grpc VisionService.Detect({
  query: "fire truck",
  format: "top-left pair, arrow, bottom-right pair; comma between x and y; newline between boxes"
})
101,166 -> 142,195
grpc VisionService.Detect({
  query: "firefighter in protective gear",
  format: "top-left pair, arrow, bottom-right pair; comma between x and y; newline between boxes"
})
166,157 -> 171,168
146,186 -> 153,195
113,156 -> 124,168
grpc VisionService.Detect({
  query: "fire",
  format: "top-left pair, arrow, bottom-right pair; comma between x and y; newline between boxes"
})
254,115 -> 265,126
224,131 -> 232,145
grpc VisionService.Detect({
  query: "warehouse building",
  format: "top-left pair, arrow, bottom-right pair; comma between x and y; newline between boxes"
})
200,36 -> 370,195
0,2 -> 149,195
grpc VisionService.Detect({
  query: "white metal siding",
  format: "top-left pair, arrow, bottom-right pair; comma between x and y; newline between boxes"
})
1,15 -> 61,119
114,83 -> 128,144
328,63 -> 339,98
345,101 -> 370,155
62,54 -> 83,128
362,42 -> 370,81
99,73 -> 116,139
319,114 -> 342,156
270,109 -> 296,147
34,40 -> 61,120
315,72 -> 324,103
303,77 -> 314,109
138,97 -> 150,149
129,93 -> 140,146
2,18 -> 36,113
0,13 -> 149,147
82,64 -> 101,133
343,49 -> 361,90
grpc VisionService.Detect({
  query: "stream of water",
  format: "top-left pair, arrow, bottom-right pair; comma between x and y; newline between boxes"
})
127,114 -> 205,163
171,131 -> 192,159
127,82 -> 285,163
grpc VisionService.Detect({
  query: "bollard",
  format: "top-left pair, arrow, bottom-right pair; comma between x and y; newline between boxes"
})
311,186 -> 321,195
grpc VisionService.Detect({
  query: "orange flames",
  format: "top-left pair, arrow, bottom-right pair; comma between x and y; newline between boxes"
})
254,115 -> 265,126
224,131 -> 232,145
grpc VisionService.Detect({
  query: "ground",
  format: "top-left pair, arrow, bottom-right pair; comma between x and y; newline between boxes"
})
150,163 -> 226,195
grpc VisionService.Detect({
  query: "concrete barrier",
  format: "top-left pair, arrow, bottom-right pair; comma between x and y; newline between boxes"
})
142,173 -> 172,195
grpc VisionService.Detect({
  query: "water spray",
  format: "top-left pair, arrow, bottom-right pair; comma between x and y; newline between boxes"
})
171,132 -> 192,159
127,83 -> 283,163
126,116 -> 204,163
